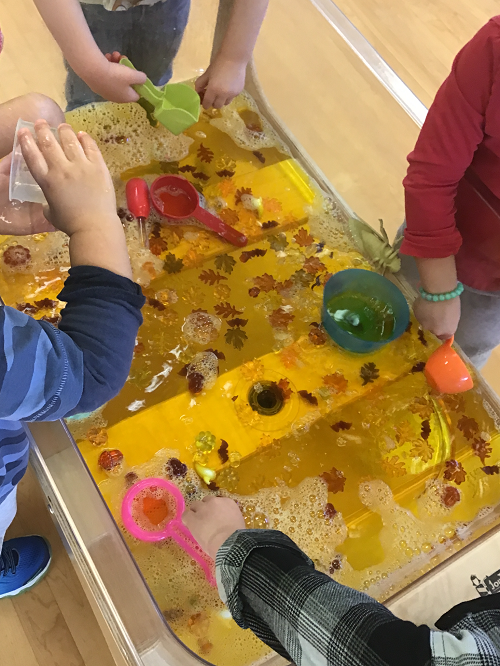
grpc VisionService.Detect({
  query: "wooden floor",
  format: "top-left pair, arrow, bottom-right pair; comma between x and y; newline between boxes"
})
0,0 -> 498,664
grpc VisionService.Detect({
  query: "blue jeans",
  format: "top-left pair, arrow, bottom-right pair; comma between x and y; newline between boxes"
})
66,0 -> 191,111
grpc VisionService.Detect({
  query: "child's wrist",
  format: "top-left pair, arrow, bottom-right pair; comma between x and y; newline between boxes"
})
419,282 -> 464,302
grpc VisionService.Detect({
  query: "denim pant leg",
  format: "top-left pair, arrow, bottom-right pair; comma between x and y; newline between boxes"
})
396,224 -> 500,369
127,0 -> 191,87
0,487 -> 18,553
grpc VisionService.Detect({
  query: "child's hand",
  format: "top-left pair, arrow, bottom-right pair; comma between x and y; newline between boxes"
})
183,496 -> 246,560
413,296 -> 461,340
18,120 -> 118,236
195,57 -> 247,109
84,54 -> 147,104
0,154 -> 55,235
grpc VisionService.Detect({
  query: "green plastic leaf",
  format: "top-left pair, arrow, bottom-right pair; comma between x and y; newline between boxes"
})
215,254 -> 237,274
348,217 -> 401,273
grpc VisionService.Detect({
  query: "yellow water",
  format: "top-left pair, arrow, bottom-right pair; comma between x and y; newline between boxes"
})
1,95 -> 500,666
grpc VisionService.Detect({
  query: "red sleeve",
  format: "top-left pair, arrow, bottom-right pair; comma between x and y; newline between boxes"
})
402,18 -> 500,258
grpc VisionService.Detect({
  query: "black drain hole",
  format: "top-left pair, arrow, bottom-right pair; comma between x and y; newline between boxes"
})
248,381 -> 284,416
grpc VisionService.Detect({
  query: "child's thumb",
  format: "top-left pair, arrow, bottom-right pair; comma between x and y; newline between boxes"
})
126,67 -> 148,85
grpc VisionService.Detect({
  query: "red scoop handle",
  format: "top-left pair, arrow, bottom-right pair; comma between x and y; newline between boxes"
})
195,205 -> 247,247
126,178 -> 150,219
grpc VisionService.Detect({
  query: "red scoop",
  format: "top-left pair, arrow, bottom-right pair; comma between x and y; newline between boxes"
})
126,178 -> 150,247
150,174 -> 247,247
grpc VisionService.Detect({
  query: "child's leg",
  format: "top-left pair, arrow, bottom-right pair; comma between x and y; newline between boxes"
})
0,94 -> 64,158
128,0 -> 191,88
0,487 -> 17,552
65,4 -> 128,111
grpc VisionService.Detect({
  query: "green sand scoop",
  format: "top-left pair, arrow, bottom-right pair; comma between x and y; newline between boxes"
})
120,57 -> 200,135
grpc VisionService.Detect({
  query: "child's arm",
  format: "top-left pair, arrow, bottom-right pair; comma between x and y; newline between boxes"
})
0,121 -> 144,421
184,497 -> 500,666
33,0 -> 147,103
402,20 -> 500,338
195,0 -> 269,109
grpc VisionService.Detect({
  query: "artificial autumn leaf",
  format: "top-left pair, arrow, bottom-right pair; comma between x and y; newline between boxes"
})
253,273 -> 277,293
280,343 -> 302,369
248,287 -> 260,298
457,415 -> 479,440
298,390 -> 318,406
320,467 -> 346,493
405,321 -> 413,334
219,178 -> 236,198
35,298 -> 58,309
409,398 -> 434,420
303,256 -> 327,275
235,187 -> 253,205
214,302 -> 243,319
269,308 -> 295,330
324,503 -> 337,519
382,456 -> 407,477
262,220 -> 278,230
323,373 -> 348,394
294,228 -> 314,247
291,269 -> 314,288
16,302 -> 39,315
482,465 -> 500,475
193,172 -> 210,182
263,198 -> 282,214
164,253 -> 184,274
197,144 -> 214,163
411,361 -> 426,373
443,460 -> 467,485
396,420 -> 415,444
149,236 -> 168,256
240,248 -> 267,263
199,269 -> 228,286
360,362 -> 380,386
442,394 -> 466,413
225,328 -> 248,350
442,486 -> 461,508
179,164 -> 196,173
253,150 -> 265,163
268,234 -> 289,252
227,318 -> 248,328
205,348 -> 226,360
218,440 -> 229,464
421,419 -> 431,441
275,279 -> 295,296
472,437 -> 492,464
331,421 -> 352,433
219,208 -> 239,226
309,322 -> 328,346
418,329 -> 428,347
410,439 -> 434,463
39,314 -> 61,326
277,378 -> 293,400
215,254 -> 237,274
147,297 -> 166,311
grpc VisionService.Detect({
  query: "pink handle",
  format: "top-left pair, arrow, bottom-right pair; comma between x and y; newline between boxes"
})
194,204 -> 247,247
170,520 -> 216,587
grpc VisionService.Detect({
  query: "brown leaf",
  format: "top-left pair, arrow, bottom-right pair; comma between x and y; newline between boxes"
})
329,557 -> 342,573
324,503 -> 337,519
262,220 -> 278,230
323,373 -> 348,394
418,329 -> 428,346
16,302 -> 39,315
253,273 -> 277,293
411,361 -> 426,373
443,459 -> 467,485
275,279 -> 295,296
248,287 -> 260,298
405,321 -> 413,334
472,437 -> 492,464
421,419 -> 431,441
303,256 -> 327,275
214,302 -> 243,319
482,465 -> 500,475
34,298 -> 58,309
277,378 -> 293,400
197,144 -> 214,163
309,322 -> 328,346
240,248 -> 267,263
294,228 -> 314,247
331,421 -> 352,433
218,440 -> 229,464
360,362 -> 380,386
87,427 -> 108,446
253,150 -> 266,163
219,208 -> 239,226
227,318 -> 248,328
269,308 -> 295,330
149,236 -> 169,256
298,390 -> 318,406
409,398 -> 434,420
216,169 -> 235,178
199,269 -> 228,286
320,467 -> 346,493
382,456 -> 407,477
205,348 -> 226,360
235,187 -> 253,205
231,395 -> 238,402
39,314 -> 61,326
179,164 -> 196,173
188,372 -> 205,395
442,486 -> 461,508
147,297 -> 166,311
457,415 -> 479,440
193,172 -> 210,182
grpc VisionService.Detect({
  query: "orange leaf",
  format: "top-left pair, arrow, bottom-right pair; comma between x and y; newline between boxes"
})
277,378 -> 293,400
382,456 -> 407,477
263,197 -> 282,213
303,256 -> 327,275
280,343 -> 302,369
253,273 -> 277,293
323,373 -> 348,394
294,228 -> 314,247
269,308 -> 295,330
443,459 -> 467,485
219,208 -> 239,226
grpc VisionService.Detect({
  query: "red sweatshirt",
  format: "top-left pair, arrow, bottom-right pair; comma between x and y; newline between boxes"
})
402,17 -> 500,291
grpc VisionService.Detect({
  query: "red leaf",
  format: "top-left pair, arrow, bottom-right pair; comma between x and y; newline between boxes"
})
472,437 -> 492,464
324,503 -> 337,519
482,465 -> 500,475
443,459 -> 467,485
442,486 -> 461,508
320,467 -> 346,493
298,390 -> 318,406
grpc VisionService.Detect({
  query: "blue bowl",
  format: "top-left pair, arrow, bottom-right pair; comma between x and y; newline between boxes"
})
322,269 -> 410,353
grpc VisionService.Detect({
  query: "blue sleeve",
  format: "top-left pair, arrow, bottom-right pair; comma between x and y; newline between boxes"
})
0,266 -> 144,421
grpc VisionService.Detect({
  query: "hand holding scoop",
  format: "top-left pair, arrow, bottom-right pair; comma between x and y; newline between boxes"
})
424,336 -> 474,394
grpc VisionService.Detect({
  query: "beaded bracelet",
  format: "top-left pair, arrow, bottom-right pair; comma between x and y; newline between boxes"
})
419,282 -> 464,302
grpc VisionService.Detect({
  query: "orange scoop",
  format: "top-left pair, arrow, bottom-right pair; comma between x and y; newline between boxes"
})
424,336 -> 474,394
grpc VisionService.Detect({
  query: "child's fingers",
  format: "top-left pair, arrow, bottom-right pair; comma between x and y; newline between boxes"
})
33,120 -> 66,168
212,94 -> 227,110
58,123 -> 86,162
18,128 -> 49,183
77,131 -> 104,164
